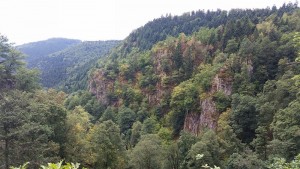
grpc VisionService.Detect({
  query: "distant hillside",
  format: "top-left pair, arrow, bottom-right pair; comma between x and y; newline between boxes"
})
55,40 -> 121,92
21,40 -> 120,91
18,38 -> 81,66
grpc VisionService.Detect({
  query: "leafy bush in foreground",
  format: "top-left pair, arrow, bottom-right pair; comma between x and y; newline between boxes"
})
10,161 -> 87,169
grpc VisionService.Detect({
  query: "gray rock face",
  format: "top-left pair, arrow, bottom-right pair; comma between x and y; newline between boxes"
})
184,68 -> 232,135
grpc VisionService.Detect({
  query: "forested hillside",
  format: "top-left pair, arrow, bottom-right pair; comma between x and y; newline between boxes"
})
1,2 -> 300,169
59,41 -> 121,92
18,38 -> 81,65
20,40 -> 120,90
119,3 -> 298,54
87,3 -> 300,168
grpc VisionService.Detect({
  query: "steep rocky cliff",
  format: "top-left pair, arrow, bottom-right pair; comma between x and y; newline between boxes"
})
89,35 -> 206,108
89,69 -> 111,105
88,33 -> 236,136
184,67 -> 233,135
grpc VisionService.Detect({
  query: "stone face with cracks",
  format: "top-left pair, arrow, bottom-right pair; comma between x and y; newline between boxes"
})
89,69 -> 111,105
184,70 -> 233,135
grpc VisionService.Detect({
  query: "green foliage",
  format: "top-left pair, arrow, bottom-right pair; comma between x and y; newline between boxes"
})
171,80 -> 199,111
10,162 -> 29,169
163,142 -> 180,169
170,80 -> 199,135
89,120 -> 126,169
212,91 -> 231,113
15,68 -> 41,92
217,109 -> 243,165
65,106 -> 91,165
226,149 -> 266,169
224,38 -> 239,54
0,35 -> 26,90
100,106 -> 118,123
177,131 -> 198,168
0,90 -> 67,168
194,27 -> 217,45
187,130 -> 221,168
230,94 -> 258,144
294,32 -> 300,61
238,37 -> 254,59
130,121 -> 142,147
121,86 -> 143,106
253,73 -> 299,160
157,127 -> 173,143
268,154 -> 300,169
251,31 -> 298,89
194,64 -> 221,92
271,95 -> 300,160
122,5 -> 287,52
33,89 -> 68,157
136,107 -> 149,122
173,42 -> 183,69
118,106 -> 136,134
41,161 -> 85,169
130,134 -> 163,169
141,116 -> 160,135
232,62 -> 256,95
65,90 -> 104,119
10,161 -> 87,169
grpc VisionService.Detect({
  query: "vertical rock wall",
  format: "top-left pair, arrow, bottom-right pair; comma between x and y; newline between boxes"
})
89,69 -> 111,105
184,69 -> 232,135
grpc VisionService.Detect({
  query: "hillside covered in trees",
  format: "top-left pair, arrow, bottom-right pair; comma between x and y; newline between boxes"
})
18,40 -> 120,90
1,2 -> 300,169
18,38 -> 81,66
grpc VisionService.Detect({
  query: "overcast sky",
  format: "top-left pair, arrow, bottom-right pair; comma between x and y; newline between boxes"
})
0,0 -> 295,45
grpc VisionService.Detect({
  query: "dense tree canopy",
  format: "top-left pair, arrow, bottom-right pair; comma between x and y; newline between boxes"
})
2,3 -> 300,168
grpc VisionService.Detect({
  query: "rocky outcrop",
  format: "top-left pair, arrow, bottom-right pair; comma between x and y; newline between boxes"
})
89,69 -> 112,105
184,68 -> 232,135
89,38 -> 211,118
211,68 -> 233,96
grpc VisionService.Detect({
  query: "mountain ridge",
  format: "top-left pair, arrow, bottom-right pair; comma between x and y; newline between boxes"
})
18,38 -> 120,90
18,38 -> 82,64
